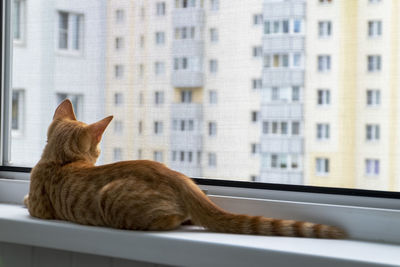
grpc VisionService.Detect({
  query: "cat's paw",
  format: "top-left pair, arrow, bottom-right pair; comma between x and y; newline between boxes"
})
23,194 -> 29,208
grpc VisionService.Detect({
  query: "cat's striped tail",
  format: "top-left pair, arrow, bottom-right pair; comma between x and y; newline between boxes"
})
182,180 -> 346,239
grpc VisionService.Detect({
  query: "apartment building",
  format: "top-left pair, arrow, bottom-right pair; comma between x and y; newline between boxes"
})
260,0 -> 306,184
305,0 -> 400,191
104,0 -> 263,181
11,0 -> 106,166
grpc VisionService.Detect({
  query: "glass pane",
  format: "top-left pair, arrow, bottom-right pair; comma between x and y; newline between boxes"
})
7,0 -> 400,193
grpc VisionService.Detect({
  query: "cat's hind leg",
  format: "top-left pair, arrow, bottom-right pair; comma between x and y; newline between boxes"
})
147,214 -> 186,231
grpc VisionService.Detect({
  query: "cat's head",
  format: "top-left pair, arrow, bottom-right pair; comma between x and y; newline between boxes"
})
42,99 -> 113,165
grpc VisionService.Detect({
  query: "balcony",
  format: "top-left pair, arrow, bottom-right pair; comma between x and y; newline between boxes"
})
262,69 -> 304,87
172,70 -> 204,88
260,102 -> 303,119
173,40 -> 204,57
169,163 -> 202,177
259,170 -> 303,185
172,8 -> 205,27
262,36 -> 304,52
260,136 -> 303,153
263,1 -> 305,18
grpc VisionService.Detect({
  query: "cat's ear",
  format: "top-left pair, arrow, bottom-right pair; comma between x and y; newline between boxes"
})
53,99 -> 77,121
87,116 -> 113,144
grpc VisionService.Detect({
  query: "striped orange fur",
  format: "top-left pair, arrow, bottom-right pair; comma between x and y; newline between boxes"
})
25,99 -> 346,239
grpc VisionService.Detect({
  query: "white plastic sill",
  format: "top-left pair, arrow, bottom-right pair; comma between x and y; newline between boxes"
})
0,203 -> 399,267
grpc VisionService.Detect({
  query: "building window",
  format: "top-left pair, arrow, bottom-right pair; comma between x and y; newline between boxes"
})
318,55 -> 331,72
293,20 -> 302,33
56,93 -> 82,119
319,0 -> 333,3
154,121 -> 164,135
12,89 -> 24,132
208,153 -> 217,167
139,91 -> 144,105
266,54 -> 288,68
317,89 -> 331,106
140,35 -> 145,48
209,59 -> 218,73
114,92 -> 123,106
293,53 -> 302,67
115,9 -> 125,23
115,37 -> 124,50
365,159 -> 380,176
140,7 -> 145,19
252,46 -> 262,58
291,155 -> 299,169
155,62 -> 165,76
13,0 -> 25,42
138,149 -> 142,159
281,122 -> 288,135
114,64 -> 124,79
58,11 -> 83,52
154,151 -> 164,162
155,31 -> 165,45
318,21 -> 332,37
368,0 -> 381,3
272,122 -> 279,134
210,28 -> 218,43
156,2 -> 166,16
138,121 -> 143,134
114,120 -> 123,135
175,26 -> 196,40
210,0 -> 219,11
252,79 -> 262,90
181,90 -> 192,103
262,121 -> 269,134
251,111 -> 259,123
292,122 -> 300,135
251,144 -> 260,155
209,90 -> 218,104
271,87 -> 279,101
317,123 -> 330,140
368,21 -> 382,37
316,158 -> 329,175
113,148 -> 122,161
367,89 -> 381,106
208,122 -> 217,136
292,86 -> 300,101
271,154 -> 278,168
366,124 -> 380,141
253,14 -> 263,25
368,55 -> 381,72
155,91 -> 165,105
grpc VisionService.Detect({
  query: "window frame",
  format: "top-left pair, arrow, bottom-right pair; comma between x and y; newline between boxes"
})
2,0 -> 400,249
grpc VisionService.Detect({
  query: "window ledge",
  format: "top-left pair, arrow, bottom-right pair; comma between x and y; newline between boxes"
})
0,203 -> 398,267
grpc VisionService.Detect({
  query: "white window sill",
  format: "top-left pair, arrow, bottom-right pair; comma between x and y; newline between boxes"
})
0,203 -> 398,267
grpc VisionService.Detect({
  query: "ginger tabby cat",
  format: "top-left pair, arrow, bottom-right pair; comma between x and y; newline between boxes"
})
24,99 -> 346,238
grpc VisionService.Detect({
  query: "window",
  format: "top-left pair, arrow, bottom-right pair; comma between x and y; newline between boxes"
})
140,91 -> 144,105
365,159 -> 380,176
175,27 -> 196,40
208,153 -> 217,167
115,9 -> 125,23
140,35 -> 145,48
293,20 -> 302,33
114,120 -> 123,135
317,89 -> 331,106
209,59 -> 218,73
253,14 -> 263,25
210,0 -> 219,11
366,124 -> 380,141
318,55 -> 331,72
154,151 -> 164,162
251,144 -> 260,155
208,122 -> 217,136
114,93 -> 123,106
317,123 -> 330,140
262,121 -> 269,134
156,2 -> 166,16
114,65 -> 124,79
209,90 -> 218,104
155,62 -> 165,76
252,46 -> 262,58
318,21 -> 332,37
366,90 -> 380,106
138,121 -> 143,134
292,122 -> 300,135
13,0 -> 25,42
58,12 -> 83,52
11,89 -> 24,133
210,28 -> 218,43
181,90 -> 192,103
319,0 -> 332,3
155,91 -> 165,105
368,0 -> 381,3
271,87 -> 279,101
368,21 -> 382,37
292,86 -> 300,101
368,55 -> 381,72
316,158 -> 329,174
281,122 -> 288,135
155,32 -> 165,45
252,79 -> 262,90
293,54 -> 302,67
269,54 -> 289,68
154,121 -> 164,135
251,111 -> 259,123
115,37 -> 124,50
113,148 -> 123,161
